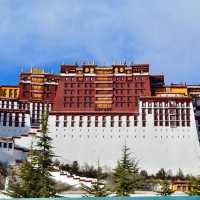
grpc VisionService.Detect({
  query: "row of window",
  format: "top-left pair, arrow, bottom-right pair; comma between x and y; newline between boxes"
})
63,102 -> 138,108
0,142 -> 13,149
0,101 -> 51,111
1,121 -> 25,127
142,101 -> 190,108
64,89 -> 145,95
0,89 -> 18,98
22,91 -> 55,99
154,121 -> 190,127
54,134 -> 190,140
65,76 -> 145,82
64,96 -> 138,102
0,112 -> 26,127
64,82 -> 145,88
0,101 -> 28,110
55,120 -> 137,127
154,115 -> 190,121
56,115 -> 136,121
142,108 -> 191,119
0,113 -> 25,120
64,102 -> 94,108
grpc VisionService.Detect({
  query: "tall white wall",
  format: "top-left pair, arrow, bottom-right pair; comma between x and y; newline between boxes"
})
0,113 -> 31,137
0,140 -> 27,164
48,101 -> 200,175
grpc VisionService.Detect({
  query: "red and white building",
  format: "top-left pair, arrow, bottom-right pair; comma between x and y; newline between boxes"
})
0,64 -> 200,175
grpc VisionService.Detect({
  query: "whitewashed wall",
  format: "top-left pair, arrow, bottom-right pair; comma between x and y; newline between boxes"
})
0,139 -> 27,164
48,101 -> 200,175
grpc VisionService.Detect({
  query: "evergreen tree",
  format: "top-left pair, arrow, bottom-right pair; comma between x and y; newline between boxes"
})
32,113 -> 56,197
70,161 -> 79,174
188,177 -> 200,195
113,144 -> 139,196
0,162 -> 7,177
140,170 -> 148,179
176,168 -> 184,180
81,162 -> 109,197
156,168 -> 167,180
7,113 -> 56,197
0,162 -> 8,190
166,169 -> 173,180
7,159 -> 41,198
159,179 -> 173,196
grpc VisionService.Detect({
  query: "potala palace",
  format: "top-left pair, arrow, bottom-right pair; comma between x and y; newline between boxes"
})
1,64 -> 200,175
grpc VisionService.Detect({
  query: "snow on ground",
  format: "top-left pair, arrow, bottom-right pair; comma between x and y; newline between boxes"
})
50,171 -> 95,188
0,192 -> 11,199
59,192 -> 188,198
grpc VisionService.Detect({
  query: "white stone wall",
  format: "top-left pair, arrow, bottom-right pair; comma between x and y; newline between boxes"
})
0,139 -> 26,164
0,113 -> 31,137
48,100 -> 200,175
0,99 -> 31,136
14,134 -> 35,149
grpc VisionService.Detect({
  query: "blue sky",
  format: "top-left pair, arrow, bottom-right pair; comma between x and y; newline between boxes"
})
0,0 -> 200,85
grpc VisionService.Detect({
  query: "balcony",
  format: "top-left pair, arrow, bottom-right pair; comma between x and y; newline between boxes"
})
95,94 -> 113,97
95,80 -> 113,84
95,88 -> 113,90
95,101 -> 112,104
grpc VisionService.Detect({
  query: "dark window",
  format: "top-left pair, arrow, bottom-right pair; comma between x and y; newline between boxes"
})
71,121 -> 75,127
134,121 -> 138,126
148,108 -> 152,114
3,143 -> 7,148
64,121 -> 67,127
9,113 -> 12,127
79,121 -> 83,127
56,122 -> 59,127
87,121 -> 91,127
3,120 -> 6,126
8,143 -> 12,149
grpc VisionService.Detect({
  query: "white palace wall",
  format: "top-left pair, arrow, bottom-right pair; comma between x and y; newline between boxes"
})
48,100 -> 200,175
0,138 -> 27,164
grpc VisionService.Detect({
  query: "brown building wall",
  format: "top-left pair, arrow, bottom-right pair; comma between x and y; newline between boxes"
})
19,69 -> 58,103
53,64 -> 151,114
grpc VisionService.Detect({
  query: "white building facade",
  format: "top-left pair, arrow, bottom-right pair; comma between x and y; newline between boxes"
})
48,97 -> 200,175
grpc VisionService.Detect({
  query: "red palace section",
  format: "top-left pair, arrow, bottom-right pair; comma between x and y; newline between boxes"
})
53,64 -> 152,114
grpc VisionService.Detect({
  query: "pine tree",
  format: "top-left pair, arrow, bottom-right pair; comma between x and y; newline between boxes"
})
81,162 -> 109,197
159,179 -> 173,196
188,177 -> 200,195
32,113 -> 56,197
156,168 -> 167,180
176,168 -> 184,180
113,144 -> 139,196
7,113 -> 56,197
7,159 -> 41,198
